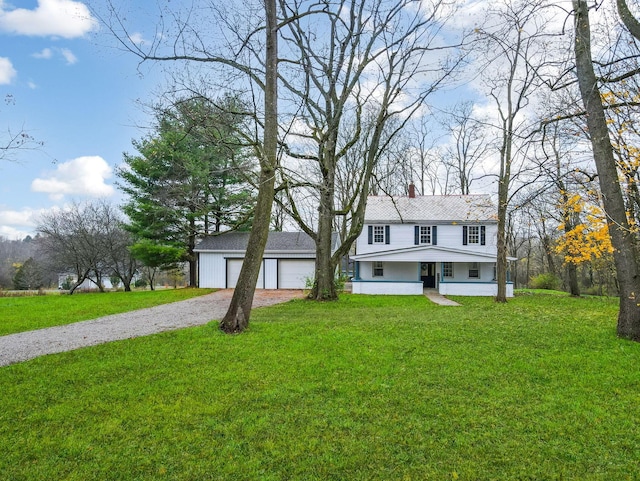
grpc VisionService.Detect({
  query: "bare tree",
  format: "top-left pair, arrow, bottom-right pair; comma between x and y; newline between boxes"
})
441,101 -> 492,195
572,0 -> 640,340
473,0 -> 557,302
97,0 -> 284,331
221,0 -> 278,333
37,202 -> 107,294
97,203 -> 140,292
37,201 -> 139,294
276,0 -> 461,300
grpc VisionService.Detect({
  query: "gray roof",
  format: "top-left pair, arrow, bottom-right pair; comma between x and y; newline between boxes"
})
365,194 -> 497,224
195,231 -> 316,252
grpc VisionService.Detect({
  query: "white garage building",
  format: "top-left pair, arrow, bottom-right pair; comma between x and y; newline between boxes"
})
195,231 -> 317,289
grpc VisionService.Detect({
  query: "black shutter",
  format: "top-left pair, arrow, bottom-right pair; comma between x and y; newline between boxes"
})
385,225 -> 390,244
368,226 -> 373,244
462,226 -> 468,245
414,226 -> 419,245
432,226 -> 437,246
481,226 -> 486,245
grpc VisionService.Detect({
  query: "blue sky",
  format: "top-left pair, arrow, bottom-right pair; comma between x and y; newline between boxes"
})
0,0 -> 519,240
0,0 -> 158,239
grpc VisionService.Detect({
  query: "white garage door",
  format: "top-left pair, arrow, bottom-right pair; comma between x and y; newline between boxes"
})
226,259 -> 264,288
278,259 -> 315,289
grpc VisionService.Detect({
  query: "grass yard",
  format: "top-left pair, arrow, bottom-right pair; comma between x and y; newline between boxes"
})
0,288 -> 214,336
1,293 -> 639,480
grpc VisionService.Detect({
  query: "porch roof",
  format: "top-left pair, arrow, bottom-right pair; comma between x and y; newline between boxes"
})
351,245 -> 515,263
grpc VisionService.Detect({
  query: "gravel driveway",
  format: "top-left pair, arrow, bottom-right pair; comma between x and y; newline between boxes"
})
0,289 -> 303,367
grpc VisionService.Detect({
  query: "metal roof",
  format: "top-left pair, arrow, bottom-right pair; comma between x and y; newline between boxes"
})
365,194 -> 497,224
195,231 -> 316,252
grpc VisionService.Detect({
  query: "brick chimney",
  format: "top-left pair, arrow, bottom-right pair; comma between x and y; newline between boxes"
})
408,182 -> 416,198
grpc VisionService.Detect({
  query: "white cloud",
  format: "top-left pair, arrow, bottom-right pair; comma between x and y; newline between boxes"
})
31,156 -> 115,200
32,47 -> 78,65
0,208 -> 40,227
0,0 -> 98,38
60,48 -> 77,65
0,207 -> 46,240
32,47 -> 53,59
0,56 -> 16,84
129,32 -> 147,46
0,225 -> 32,240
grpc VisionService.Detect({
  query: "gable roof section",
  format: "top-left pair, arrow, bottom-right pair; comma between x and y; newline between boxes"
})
365,194 -> 497,224
195,231 -> 316,253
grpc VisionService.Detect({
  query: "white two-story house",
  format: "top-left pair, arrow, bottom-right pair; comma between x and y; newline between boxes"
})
350,189 -> 514,297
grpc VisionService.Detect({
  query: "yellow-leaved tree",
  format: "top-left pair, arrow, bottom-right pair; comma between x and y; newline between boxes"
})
555,193 -> 614,286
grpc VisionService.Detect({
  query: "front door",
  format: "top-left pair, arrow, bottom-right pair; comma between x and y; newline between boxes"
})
421,262 -> 436,288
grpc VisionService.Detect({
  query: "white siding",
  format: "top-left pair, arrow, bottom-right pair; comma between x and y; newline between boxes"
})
355,223 -> 498,256
352,281 -> 423,295
198,253 -> 227,288
443,262 -> 495,282
358,261 -> 418,282
439,282 -> 513,297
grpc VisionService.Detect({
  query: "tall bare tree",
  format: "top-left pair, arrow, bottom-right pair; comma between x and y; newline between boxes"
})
221,0 -> 278,333
276,0 -> 461,300
572,0 -> 640,340
98,0 -> 285,331
473,0 -> 555,302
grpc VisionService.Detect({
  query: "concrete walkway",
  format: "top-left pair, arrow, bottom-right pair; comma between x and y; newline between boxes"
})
423,289 -> 461,306
0,289 -> 303,367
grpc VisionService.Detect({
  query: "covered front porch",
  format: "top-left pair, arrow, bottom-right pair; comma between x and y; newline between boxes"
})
350,245 -> 514,297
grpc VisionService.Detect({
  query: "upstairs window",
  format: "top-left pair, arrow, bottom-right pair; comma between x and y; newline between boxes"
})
467,226 -> 480,244
414,225 -> 438,245
373,225 -> 385,243
463,225 -> 486,246
420,226 -> 431,244
368,225 -> 390,245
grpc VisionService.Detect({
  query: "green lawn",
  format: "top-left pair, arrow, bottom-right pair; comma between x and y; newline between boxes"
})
1,293 -> 638,480
0,288 -> 214,335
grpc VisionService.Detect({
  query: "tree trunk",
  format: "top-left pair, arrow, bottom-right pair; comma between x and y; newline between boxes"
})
574,0 -> 640,340
496,176 -> 508,302
188,217 -> 197,287
220,0 -> 277,333
189,257 -> 197,287
309,140 -> 338,300
560,191 -> 580,296
567,263 -> 580,297
310,188 -> 337,300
